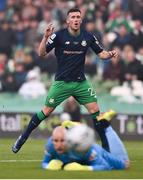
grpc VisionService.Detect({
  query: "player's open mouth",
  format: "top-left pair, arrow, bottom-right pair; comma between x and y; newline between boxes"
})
57,148 -> 64,153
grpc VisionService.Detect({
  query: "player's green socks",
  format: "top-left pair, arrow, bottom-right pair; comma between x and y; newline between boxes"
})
37,111 -> 47,121
91,111 -> 110,152
91,111 -> 100,119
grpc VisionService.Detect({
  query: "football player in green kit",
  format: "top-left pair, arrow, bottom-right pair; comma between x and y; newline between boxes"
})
12,8 -> 118,153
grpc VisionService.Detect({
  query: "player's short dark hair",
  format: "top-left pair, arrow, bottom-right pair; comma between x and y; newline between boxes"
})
67,8 -> 81,15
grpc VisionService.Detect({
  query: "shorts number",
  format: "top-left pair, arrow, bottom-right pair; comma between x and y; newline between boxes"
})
88,88 -> 97,98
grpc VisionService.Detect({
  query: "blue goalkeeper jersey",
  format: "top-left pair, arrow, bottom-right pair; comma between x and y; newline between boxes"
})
42,138 -> 126,170
46,28 -> 103,82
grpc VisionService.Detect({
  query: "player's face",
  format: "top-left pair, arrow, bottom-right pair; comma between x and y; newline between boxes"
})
67,12 -> 82,31
52,136 -> 67,154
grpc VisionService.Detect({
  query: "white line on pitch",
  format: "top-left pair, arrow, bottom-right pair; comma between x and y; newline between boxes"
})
0,159 -> 41,162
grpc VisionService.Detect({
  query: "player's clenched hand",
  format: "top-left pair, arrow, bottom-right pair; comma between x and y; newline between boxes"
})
108,50 -> 119,59
44,24 -> 54,39
63,162 -> 92,171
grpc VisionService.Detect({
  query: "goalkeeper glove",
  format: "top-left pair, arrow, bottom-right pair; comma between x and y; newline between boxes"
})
63,162 -> 93,171
43,159 -> 63,170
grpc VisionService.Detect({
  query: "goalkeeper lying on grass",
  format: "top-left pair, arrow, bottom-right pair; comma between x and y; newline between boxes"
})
42,111 -> 130,171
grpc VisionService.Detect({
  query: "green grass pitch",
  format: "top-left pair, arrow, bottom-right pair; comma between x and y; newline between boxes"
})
0,139 -> 142,179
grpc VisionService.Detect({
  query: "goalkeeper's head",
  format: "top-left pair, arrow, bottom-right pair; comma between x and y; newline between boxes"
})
52,126 -> 67,154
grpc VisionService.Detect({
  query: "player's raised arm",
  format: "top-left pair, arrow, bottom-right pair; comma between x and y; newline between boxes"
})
90,34 -> 119,61
38,23 -> 54,57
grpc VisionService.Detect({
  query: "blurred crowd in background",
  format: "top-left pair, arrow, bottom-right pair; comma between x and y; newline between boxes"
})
0,0 -> 143,106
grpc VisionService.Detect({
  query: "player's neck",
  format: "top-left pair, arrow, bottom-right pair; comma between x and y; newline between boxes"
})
68,27 -> 80,37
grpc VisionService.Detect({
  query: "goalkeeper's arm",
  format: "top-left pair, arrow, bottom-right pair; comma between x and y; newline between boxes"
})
42,150 -> 52,169
42,148 -> 63,170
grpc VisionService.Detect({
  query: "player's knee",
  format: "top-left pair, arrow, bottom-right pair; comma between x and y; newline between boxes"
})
85,102 -> 99,114
88,106 -> 99,114
42,106 -> 54,116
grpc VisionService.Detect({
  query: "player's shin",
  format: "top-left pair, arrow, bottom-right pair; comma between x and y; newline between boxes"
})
12,111 -> 48,153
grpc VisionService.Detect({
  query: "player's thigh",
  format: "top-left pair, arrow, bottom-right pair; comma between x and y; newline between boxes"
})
73,80 -> 98,105
45,81 -> 71,108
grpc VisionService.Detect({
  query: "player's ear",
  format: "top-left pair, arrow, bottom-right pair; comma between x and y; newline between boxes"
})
66,17 -> 70,25
80,15 -> 83,24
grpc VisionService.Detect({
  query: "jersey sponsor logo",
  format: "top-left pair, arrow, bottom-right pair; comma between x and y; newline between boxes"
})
63,50 -> 83,54
65,41 -> 70,45
81,40 -> 87,46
